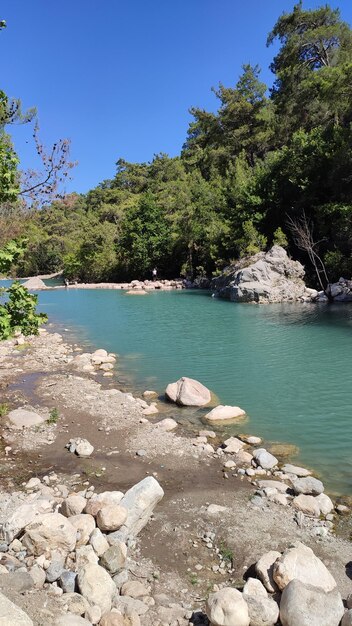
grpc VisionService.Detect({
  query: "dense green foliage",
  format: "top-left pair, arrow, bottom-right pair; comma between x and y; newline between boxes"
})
3,3 -> 352,285
0,240 -> 47,339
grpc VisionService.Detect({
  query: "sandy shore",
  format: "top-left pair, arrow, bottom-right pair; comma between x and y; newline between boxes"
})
0,327 -> 351,624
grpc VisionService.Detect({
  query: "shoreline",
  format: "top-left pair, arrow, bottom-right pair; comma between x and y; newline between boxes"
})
0,327 -> 351,624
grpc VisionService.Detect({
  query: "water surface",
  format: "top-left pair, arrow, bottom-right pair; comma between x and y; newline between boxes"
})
3,283 -> 352,494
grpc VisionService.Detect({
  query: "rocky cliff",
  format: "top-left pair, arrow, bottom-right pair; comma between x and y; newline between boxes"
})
212,246 -> 308,303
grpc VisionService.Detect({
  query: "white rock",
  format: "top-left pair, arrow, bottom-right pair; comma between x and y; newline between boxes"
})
282,464 -> 311,477
292,477 -> 324,496
108,477 -> 164,542
257,480 -> 289,494
96,505 -> 127,532
279,579 -> 344,626
7,409 -> 45,429
242,578 -> 267,597
54,615 -> 91,626
61,495 -> 87,517
22,513 -> 77,555
154,418 -> 178,431
89,528 -> 109,557
121,580 -> 149,598
315,493 -> 334,516
207,504 -> 228,515
255,551 -> 281,593
75,439 -> 94,458
244,595 -> 279,626
205,405 -> 246,422
77,563 -> 116,613
342,610 -> 352,626
76,544 -> 99,568
165,377 -> 211,407
273,542 -> 337,592
253,449 -> 278,470
25,478 -> 41,490
234,450 -> 253,465
292,494 -> 320,517
85,605 -> 101,624
142,404 -> 159,416
206,587 -> 250,626
69,514 -> 96,547
223,437 -> 245,454
0,499 -> 54,543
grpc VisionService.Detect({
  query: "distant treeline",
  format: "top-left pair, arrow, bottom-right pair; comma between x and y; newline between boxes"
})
2,3 -> 352,285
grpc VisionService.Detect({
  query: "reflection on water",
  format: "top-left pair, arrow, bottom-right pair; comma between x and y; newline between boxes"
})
2,283 -> 352,495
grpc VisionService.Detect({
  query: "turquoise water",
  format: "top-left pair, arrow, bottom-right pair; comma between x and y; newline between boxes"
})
2,283 -> 352,494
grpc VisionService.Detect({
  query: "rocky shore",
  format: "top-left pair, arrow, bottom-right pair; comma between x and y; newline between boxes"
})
0,329 -> 351,625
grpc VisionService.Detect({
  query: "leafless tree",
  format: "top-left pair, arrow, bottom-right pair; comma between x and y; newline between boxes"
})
287,211 -> 333,301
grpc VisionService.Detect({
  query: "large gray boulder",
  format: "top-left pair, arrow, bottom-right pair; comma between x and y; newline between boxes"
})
21,276 -> 47,290
0,591 -> 33,625
165,377 -> 211,406
292,476 -> 324,496
212,245 -> 306,303
280,579 -> 344,626
273,542 -> 337,592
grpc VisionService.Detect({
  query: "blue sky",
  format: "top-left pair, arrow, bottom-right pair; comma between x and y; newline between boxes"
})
2,1 -> 352,194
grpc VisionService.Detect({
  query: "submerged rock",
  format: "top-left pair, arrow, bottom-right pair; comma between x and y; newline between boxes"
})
165,377 -> 211,407
205,405 -> 246,422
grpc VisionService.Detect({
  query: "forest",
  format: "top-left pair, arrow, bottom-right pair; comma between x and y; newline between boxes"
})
2,2 -> 352,286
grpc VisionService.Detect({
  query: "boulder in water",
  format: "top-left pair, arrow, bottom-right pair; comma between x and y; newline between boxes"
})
165,377 -> 211,406
21,277 -> 47,290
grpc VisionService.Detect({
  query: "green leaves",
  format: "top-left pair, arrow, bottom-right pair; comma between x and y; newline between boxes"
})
0,281 -> 47,338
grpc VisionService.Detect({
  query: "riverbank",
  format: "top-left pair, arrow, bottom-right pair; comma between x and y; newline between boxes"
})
0,328 -> 351,625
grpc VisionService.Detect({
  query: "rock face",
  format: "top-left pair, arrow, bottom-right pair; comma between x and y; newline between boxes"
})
206,587 -> 250,626
279,579 -> 344,626
0,591 -> 34,625
21,276 -> 47,290
273,542 -> 337,592
205,405 -> 246,422
212,245 -> 306,303
165,377 -> 211,406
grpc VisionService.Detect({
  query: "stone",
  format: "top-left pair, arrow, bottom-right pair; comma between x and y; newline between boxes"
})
112,569 -> 129,589
154,417 -> 178,431
22,513 -> 77,555
22,276 -> 47,290
54,616 -> 91,626
85,605 -> 101,624
7,408 -> 45,429
89,528 -> 109,557
4,571 -> 34,593
234,450 -> 253,465
100,542 -> 127,574
205,405 -> 246,422
292,494 -> 320,517
113,596 -> 149,616
242,578 -> 267,597
212,245 -> 306,304
85,491 -> 124,516
244,595 -> 279,626
206,587 -> 250,626
99,613 -> 125,626
76,544 -> 99,568
315,493 -> 334,515
222,437 -> 245,454
108,477 -> 164,543
255,551 -> 281,593
342,611 -> 352,626
46,554 -> 65,582
257,480 -> 289,493
121,580 -> 149,598
96,505 -> 128,532
0,499 -> 55,543
207,504 -> 228,515
142,390 -> 158,399
77,563 -> 116,613
347,594 -> 352,609
253,449 -> 278,470
0,591 -> 33,625
269,493 -> 289,506
141,404 -> 158,416
273,542 -> 337,592
69,514 -> 96,546
61,495 -> 87,517
165,377 -> 211,406
62,592 -> 90,615
28,564 -> 46,588
292,476 -> 324,496
75,439 -> 94,458
282,464 -> 311,477
25,477 -> 41,490
279,579 -> 344,626
59,569 -> 77,593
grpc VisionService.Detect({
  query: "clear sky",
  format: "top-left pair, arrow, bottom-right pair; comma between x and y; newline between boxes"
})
2,1 -> 352,194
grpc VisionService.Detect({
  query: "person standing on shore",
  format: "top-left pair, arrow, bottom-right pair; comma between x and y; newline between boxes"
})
152,267 -> 157,281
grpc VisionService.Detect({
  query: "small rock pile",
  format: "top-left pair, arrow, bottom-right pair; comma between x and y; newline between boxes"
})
204,541 -> 346,626
69,349 -> 117,377
0,475 -> 164,625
